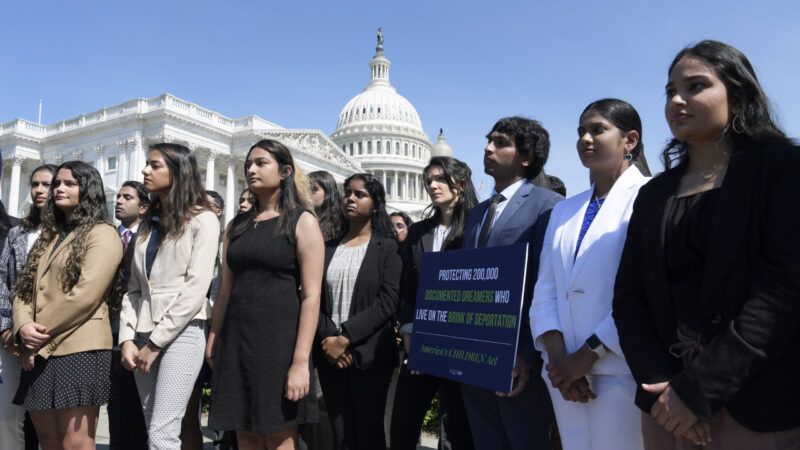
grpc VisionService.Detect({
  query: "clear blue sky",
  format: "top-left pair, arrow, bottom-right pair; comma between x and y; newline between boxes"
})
2,1 -> 798,197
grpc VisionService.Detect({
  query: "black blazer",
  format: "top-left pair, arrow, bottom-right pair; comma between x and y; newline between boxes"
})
317,234 -> 403,369
613,144 -> 800,432
397,217 -> 463,326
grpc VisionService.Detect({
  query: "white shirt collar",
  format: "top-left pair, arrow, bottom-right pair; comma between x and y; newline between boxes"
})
492,177 -> 526,202
119,222 -> 139,234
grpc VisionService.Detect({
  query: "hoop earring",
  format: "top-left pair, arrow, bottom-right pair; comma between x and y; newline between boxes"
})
624,153 -> 634,161
731,114 -> 745,134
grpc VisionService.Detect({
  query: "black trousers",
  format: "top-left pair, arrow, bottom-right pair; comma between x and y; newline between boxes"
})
390,366 -> 475,450
317,361 -> 394,450
108,350 -> 148,450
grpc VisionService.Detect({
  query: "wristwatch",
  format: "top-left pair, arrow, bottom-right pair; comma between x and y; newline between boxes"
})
585,334 -> 607,358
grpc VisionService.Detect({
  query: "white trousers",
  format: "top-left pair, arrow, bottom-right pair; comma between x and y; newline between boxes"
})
0,349 -> 25,450
544,370 -> 644,450
134,323 -> 205,450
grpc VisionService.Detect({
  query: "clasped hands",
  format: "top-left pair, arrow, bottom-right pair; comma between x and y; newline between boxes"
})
643,382 -> 711,446
546,345 -> 598,403
16,322 -> 51,371
321,334 -> 353,369
120,340 -> 161,373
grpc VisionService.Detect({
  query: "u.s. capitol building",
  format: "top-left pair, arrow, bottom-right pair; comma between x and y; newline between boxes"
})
0,31 -> 452,220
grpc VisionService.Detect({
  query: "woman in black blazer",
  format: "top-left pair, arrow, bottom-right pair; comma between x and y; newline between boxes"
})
613,40 -> 800,449
316,173 -> 402,450
390,157 -> 478,450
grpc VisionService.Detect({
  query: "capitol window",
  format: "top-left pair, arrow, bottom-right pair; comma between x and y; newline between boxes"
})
377,141 -> 382,154
107,156 -> 117,171
395,142 -> 400,155
367,141 -> 372,154
404,143 -> 409,156
358,142 -> 363,155
350,143 -> 354,155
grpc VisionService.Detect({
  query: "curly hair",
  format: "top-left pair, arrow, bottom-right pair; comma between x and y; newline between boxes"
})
488,117 -> 550,180
309,170 -> 344,241
13,161 -> 125,315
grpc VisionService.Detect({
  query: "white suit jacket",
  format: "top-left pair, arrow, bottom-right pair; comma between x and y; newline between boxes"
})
119,210 -> 220,348
530,166 -> 649,375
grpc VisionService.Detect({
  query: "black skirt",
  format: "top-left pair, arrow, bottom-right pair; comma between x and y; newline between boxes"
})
14,350 -> 112,411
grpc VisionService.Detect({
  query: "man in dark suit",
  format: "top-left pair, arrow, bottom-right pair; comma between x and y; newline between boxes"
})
460,117 -> 562,450
109,180 -> 149,450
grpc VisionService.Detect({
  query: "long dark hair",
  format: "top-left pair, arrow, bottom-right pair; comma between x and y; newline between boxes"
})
138,143 -> 211,242
230,139 -> 310,241
21,164 -> 58,231
308,171 -> 344,241
423,157 -> 479,249
14,161 -> 124,314
662,40 -> 793,169
342,173 -> 395,239
0,201 -> 11,242
581,98 -> 652,176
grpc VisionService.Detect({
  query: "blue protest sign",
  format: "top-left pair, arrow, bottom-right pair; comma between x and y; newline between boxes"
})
407,243 -> 529,392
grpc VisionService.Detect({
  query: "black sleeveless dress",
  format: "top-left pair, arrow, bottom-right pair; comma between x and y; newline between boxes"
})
209,214 -> 318,434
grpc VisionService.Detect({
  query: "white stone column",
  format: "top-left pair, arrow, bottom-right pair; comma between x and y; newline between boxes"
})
8,156 -> 23,217
116,140 -> 128,186
95,145 -> 105,174
131,134 -> 145,182
225,156 -> 236,225
205,151 -> 216,190
382,170 -> 387,193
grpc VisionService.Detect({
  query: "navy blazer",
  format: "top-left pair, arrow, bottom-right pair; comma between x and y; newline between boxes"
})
462,180 -> 562,366
317,234 -> 403,369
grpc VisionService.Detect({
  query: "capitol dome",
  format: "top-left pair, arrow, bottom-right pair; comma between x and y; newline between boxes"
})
332,30 -> 432,216
431,129 -> 453,158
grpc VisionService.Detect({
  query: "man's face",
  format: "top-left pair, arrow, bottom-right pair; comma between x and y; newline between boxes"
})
483,131 -> 528,180
115,186 -> 144,222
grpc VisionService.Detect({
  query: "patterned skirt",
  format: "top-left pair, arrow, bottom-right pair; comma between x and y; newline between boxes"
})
13,350 -> 112,410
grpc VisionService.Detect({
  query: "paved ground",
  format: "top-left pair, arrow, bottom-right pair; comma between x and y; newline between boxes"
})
94,406 -> 437,449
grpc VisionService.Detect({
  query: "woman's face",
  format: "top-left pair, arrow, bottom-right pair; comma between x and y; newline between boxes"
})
52,168 -> 80,217
30,169 -> 54,208
665,57 -> 731,144
424,164 -> 458,210
142,150 -> 172,194
310,182 -> 326,208
391,216 -> 409,242
245,147 -> 283,193
577,112 -> 636,174
343,178 -> 374,222
238,190 -> 253,214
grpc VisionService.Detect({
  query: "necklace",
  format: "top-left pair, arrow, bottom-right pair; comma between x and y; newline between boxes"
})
591,192 -> 605,210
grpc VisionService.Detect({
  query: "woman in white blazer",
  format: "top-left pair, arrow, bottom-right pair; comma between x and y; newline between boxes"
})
119,143 -> 220,450
530,99 -> 651,450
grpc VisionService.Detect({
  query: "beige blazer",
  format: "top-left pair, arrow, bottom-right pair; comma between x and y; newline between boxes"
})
12,223 -> 123,358
119,210 -> 219,348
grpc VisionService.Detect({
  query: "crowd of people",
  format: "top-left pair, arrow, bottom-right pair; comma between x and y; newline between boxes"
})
0,39 -> 798,450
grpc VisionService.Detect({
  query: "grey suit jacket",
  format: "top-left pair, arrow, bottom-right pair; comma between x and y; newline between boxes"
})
462,180 -> 562,366
0,224 -> 33,333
